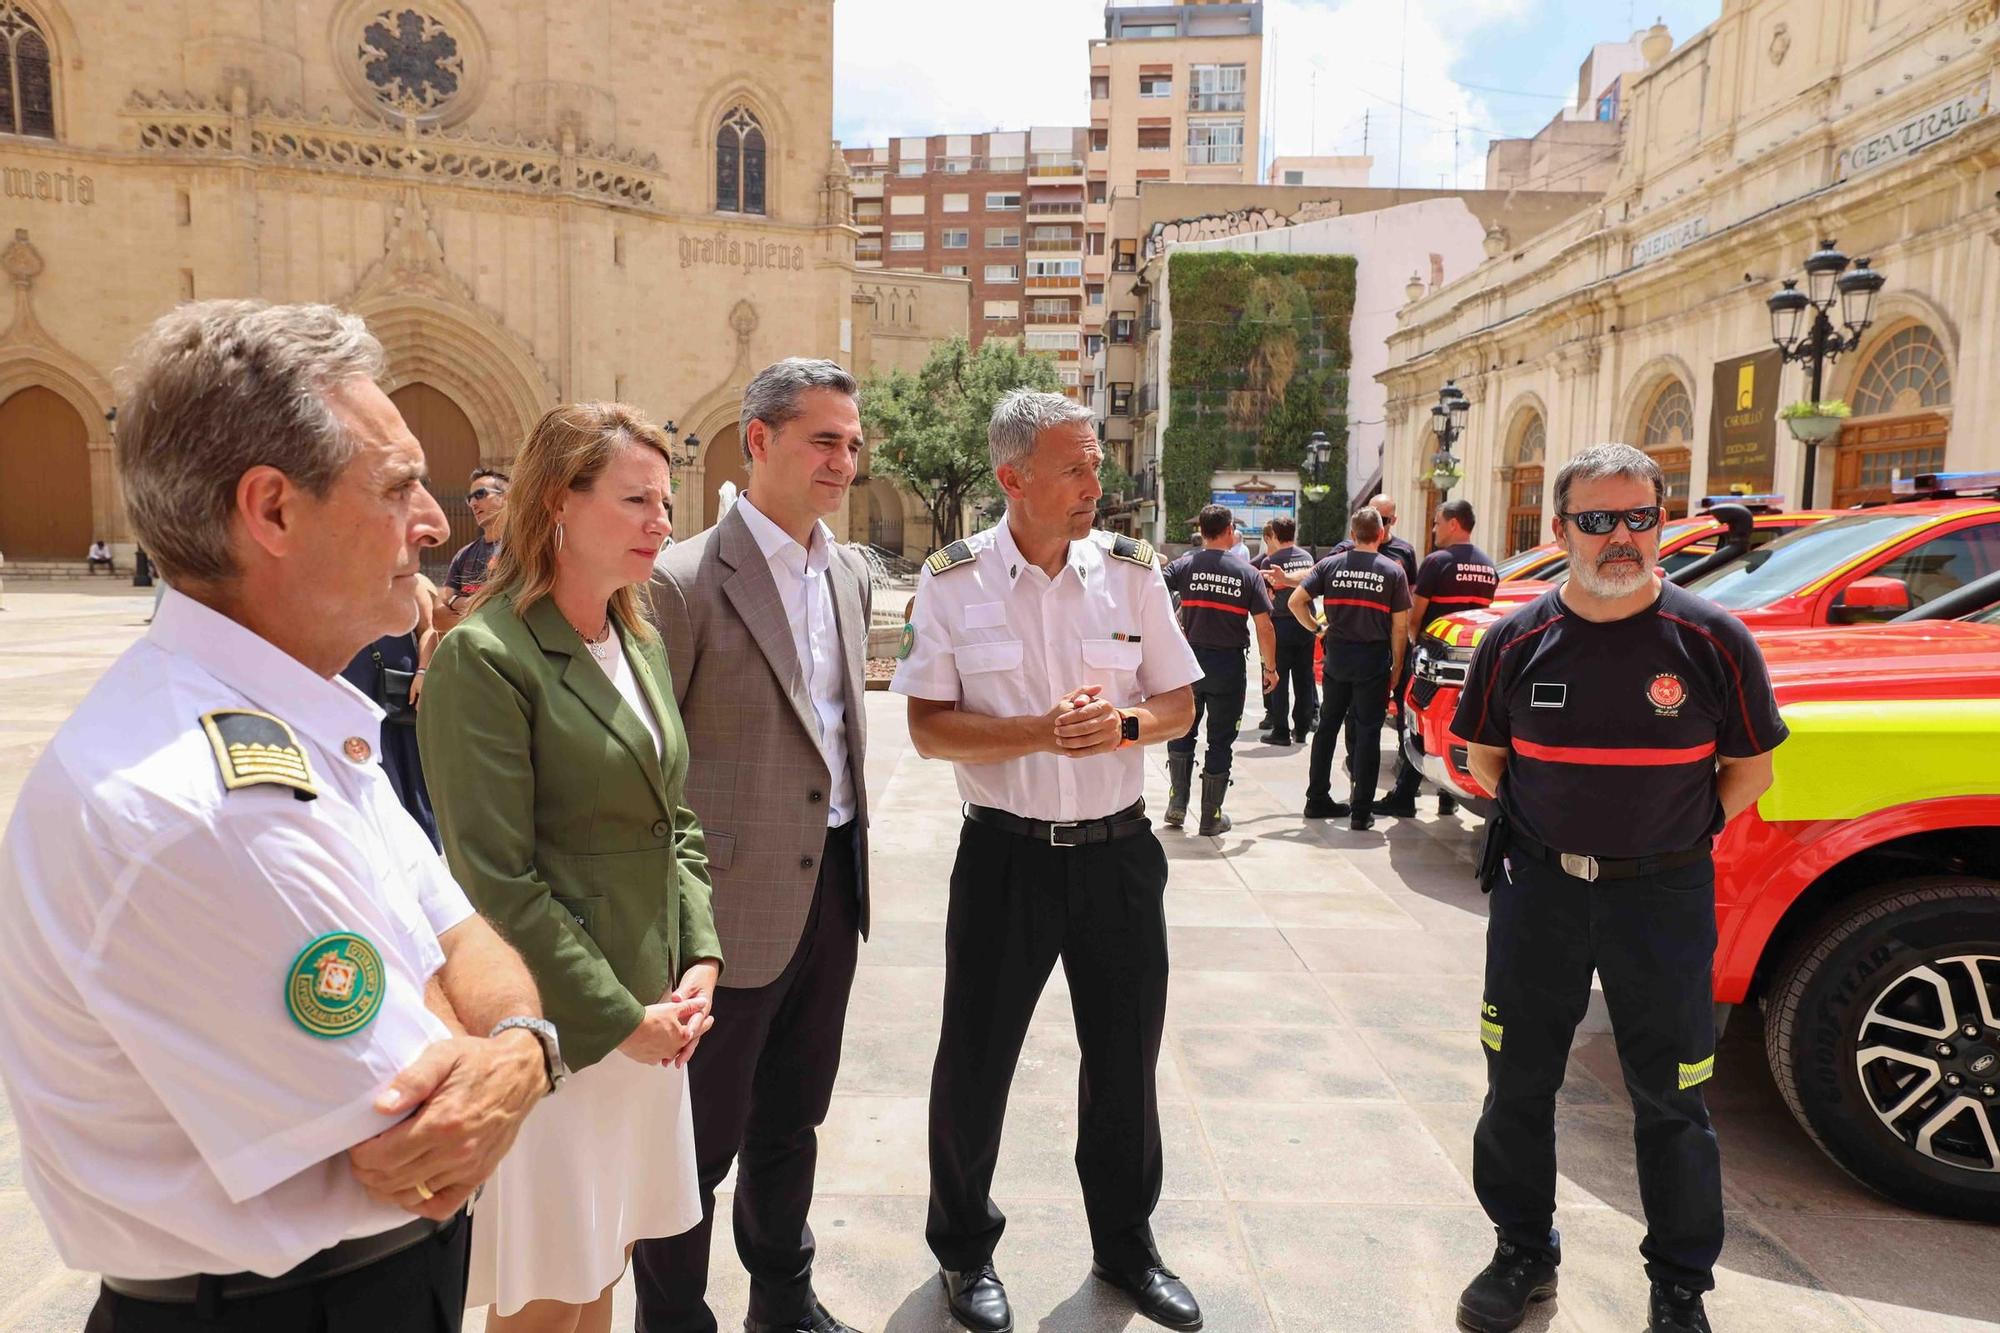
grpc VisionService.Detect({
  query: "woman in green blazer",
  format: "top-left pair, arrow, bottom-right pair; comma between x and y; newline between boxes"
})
419,402 -> 720,1333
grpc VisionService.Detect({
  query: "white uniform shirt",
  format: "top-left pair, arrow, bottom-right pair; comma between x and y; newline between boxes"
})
736,493 -> 855,825
0,589 -> 476,1279
892,520 -> 1200,821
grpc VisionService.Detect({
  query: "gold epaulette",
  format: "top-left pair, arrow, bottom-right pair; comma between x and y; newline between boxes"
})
925,540 -> 977,576
1108,535 -> 1156,568
201,709 -> 319,801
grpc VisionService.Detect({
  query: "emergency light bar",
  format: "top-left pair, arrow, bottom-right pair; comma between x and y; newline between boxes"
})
1699,493 -> 1785,512
1890,470 -> 2000,497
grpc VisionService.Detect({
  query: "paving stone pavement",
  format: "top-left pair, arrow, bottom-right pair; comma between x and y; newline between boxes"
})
0,587 -> 1990,1332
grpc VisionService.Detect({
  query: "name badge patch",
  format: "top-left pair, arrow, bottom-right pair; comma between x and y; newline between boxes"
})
1530,682 -> 1568,709
285,932 -> 387,1039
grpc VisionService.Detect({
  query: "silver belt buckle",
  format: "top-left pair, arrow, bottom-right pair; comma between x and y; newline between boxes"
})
1048,820 -> 1085,847
1559,852 -> 1599,882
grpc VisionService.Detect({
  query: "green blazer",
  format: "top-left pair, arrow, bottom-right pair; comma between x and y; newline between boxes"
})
418,593 -> 721,1071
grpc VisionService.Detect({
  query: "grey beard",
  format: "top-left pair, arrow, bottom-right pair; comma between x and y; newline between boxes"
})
1570,544 -> 1650,598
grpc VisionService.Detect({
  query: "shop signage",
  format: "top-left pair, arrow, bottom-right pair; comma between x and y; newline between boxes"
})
1839,79 -> 1990,178
1630,215 -> 1706,268
1706,349 -> 1782,495
1210,479 -> 1298,527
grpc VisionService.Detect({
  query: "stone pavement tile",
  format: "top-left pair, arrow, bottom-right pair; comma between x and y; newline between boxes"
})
990,1098 -> 1222,1204
838,1019 -> 1190,1105
1355,1027 -> 1614,1108
1408,1100 -> 1648,1212
0,1189 -> 87,1324
1317,971 -> 1486,1030
1547,1207 -> 1880,1332
1173,1026 -> 1400,1103
1162,886 -> 1273,928
1166,926 -> 1304,972
1208,830 -> 1386,890
1744,1212 -> 1997,1332
860,917 -> 947,968
1284,926 -> 1484,976
847,964 -> 1075,1029
1200,1101 -> 1474,1205
866,873 -> 953,923
1249,886 -> 1419,931
1233,1201 -> 1575,1333
1162,969 -> 1346,1029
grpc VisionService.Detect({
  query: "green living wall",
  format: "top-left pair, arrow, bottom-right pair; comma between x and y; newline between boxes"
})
1162,250 -> 1355,546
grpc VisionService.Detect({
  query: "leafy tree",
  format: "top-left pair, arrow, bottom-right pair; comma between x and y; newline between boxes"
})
859,336 -> 1065,550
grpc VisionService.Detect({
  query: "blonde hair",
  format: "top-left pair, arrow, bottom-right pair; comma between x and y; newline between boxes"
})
472,402 -> 671,640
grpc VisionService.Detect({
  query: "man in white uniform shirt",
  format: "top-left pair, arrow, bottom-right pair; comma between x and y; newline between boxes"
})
641,360 -> 874,1333
893,389 -> 1203,1333
0,301 -> 559,1333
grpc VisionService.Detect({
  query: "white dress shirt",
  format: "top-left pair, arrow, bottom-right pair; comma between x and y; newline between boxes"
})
735,493 -> 855,825
0,589 -> 475,1278
892,520 -> 1201,821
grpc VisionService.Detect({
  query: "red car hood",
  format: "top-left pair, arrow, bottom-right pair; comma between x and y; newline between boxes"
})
1758,621 -> 2000,703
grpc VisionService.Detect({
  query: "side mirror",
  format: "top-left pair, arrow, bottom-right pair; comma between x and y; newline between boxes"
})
1832,575 -> 1912,622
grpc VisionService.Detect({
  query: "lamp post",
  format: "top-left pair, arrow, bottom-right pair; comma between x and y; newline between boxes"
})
1427,379 -> 1470,498
1301,429 -> 1332,501
1766,239 -> 1884,504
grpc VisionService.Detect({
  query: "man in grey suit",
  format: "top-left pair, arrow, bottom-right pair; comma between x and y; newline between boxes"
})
636,359 -> 872,1333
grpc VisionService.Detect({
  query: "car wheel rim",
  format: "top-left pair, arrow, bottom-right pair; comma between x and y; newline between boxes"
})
1853,954 -> 2000,1174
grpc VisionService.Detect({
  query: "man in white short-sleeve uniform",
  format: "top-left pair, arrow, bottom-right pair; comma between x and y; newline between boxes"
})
0,301 -> 559,1333
893,388 -> 1204,1333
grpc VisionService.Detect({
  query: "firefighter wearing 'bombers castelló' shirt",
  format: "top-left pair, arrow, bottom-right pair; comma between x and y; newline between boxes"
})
1446,443 -> 1786,1333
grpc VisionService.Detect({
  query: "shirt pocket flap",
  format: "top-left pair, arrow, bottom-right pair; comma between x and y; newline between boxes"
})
956,640 -> 1024,674
1080,639 -> 1145,672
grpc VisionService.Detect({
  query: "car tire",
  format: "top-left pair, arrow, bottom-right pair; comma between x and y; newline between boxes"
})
1765,875 -> 2000,1220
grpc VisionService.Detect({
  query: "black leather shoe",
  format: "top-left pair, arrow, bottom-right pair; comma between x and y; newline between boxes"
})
1091,1261 -> 1203,1331
1255,714 -> 1278,731
1374,792 -> 1419,818
1456,1241 -> 1557,1333
1302,796 -> 1349,819
1260,728 -> 1291,745
744,1301 -> 859,1333
1349,810 -> 1376,831
1437,792 -> 1458,816
1648,1283 -> 1712,1333
941,1266 -> 1011,1333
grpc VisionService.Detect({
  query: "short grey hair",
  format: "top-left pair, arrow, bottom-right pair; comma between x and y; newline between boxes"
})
117,300 -> 386,585
987,387 -> 1094,473
1552,442 -> 1665,514
740,357 -> 858,462
1350,506 -> 1384,543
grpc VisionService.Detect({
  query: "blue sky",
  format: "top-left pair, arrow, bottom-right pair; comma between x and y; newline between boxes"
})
834,0 -> 1723,188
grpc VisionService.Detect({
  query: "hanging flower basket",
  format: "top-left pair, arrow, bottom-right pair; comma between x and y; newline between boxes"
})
1779,399 -> 1851,444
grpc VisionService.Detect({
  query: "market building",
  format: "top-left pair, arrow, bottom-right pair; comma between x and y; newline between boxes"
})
1379,0 -> 2000,555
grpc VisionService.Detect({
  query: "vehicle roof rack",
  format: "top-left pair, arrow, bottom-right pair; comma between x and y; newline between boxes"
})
1698,493 -> 1785,513
1889,470 -> 2000,501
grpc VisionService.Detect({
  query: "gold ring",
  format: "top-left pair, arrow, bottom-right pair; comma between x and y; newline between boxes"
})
415,1180 -> 435,1201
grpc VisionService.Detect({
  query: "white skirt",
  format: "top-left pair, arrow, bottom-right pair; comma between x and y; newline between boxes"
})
466,1049 -> 702,1316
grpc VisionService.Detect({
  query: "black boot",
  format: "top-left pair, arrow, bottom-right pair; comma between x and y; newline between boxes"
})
1163,753 -> 1194,829
1375,768 -> 1422,818
1455,1240 -> 1558,1333
1437,791 -> 1458,817
1302,794 -> 1349,819
1260,726 -> 1291,746
1196,771 -> 1232,836
1348,794 -> 1375,831
1647,1283 -> 1712,1333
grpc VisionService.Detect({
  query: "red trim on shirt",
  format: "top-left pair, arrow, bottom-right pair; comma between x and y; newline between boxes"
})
1659,609 -> 1764,751
1423,595 -> 1492,607
1181,598 -> 1250,616
1320,597 -> 1392,613
1512,738 -> 1717,766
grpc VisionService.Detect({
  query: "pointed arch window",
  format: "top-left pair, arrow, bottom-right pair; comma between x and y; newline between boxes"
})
716,105 -> 766,215
1640,379 -> 1694,518
0,3 -> 56,139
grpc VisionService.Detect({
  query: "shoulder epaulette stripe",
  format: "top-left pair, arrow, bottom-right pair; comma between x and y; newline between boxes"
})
201,709 -> 318,801
925,540 -> 977,576
1108,535 -> 1156,568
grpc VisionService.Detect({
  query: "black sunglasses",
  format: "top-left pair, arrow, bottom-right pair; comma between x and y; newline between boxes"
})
469,486 -> 507,502
1558,505 -> 1663,536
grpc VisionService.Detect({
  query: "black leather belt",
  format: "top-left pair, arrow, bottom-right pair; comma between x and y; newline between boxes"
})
1510,832 -> 1711,883
101,1212 -> 458,1304
965,799 -> 1150,847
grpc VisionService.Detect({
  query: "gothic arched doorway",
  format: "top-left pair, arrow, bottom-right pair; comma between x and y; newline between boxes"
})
866,482 -> 905,555
702,424 -> 747,535
0,385 -> 91,559
391,382 -> 481,577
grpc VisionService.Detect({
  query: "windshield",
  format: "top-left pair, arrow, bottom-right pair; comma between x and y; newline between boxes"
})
1494,547 -> 1554,580
1969,604 -> 2000,625
1685,512 -> 1937,609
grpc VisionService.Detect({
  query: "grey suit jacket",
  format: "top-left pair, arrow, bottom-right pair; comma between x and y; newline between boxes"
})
648,504 -> 872,988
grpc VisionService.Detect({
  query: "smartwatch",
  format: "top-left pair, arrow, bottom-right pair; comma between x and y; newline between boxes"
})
490,1016 -> 568,1095
1118,709 -> 1141,748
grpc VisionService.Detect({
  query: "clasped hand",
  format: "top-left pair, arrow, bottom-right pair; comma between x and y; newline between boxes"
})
1048,684 -> 1124,758
618,958 -> 721,1068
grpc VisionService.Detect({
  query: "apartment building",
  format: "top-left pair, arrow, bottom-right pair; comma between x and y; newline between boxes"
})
844,130 -> 1089,396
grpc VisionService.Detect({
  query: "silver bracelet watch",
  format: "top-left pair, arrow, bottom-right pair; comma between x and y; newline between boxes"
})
489,1015 -> 567,1095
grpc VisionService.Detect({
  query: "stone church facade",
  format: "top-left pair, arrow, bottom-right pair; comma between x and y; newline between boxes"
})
0,0 -> 964,565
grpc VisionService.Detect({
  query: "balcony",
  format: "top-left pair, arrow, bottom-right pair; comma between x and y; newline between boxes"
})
1108,318 -> 1136,344
1138,383 -> 1159,416
1109,384 -> 1133,417
1029,158 -> 1085,179
1028,201 -> 1083,218
1186,143 -> 1244,166
1027,236 -> 1080,252
1188,92 -> 1247,113
1026,306 -> 1080,324
1025,273 -> 1080,289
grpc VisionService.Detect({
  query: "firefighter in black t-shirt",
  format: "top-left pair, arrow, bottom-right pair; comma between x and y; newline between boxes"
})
1379,498 -> 1499,818
1257,516 -> 1320,745
1447,445 -> 1785,1333
1162,505 -> 1277,836
1288,506 -> 1409,830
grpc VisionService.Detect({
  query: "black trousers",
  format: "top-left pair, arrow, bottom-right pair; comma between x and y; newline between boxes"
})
86,1212 -> 470,1332
1265,636 -> 1317,737
927,817 -> 1171,1275
634,823 -> 862,1332
1305,666 -> 1389,807
1475,847 -> 1723,1290
1168,645 -> 1246,776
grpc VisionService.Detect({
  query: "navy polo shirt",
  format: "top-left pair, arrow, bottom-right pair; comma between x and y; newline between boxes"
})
1413,542 -> 1499,621
1301,549 -> 1410,680
1163,547 -> 1272,650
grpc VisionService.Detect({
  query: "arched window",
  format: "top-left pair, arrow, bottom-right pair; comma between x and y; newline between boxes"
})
1639,379 -> 1693,518
0,2 -> 56,139
715,105 -> 766,215
1506,411 -> 1546,555
1851,322 -> 1952,417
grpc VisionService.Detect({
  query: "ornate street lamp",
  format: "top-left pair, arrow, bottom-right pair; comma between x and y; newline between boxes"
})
1301,429 -> 1333,501
1427,380 -> 1469,497
1765,239 -> 1884,504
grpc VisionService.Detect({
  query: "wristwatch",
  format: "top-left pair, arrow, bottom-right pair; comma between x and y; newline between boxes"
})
1118,709 -> 1141,748
490,1016 -> 568,1095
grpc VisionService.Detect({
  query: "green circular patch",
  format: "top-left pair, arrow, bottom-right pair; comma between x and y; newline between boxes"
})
285,931 -> 386,1039
897,623 -> 915,660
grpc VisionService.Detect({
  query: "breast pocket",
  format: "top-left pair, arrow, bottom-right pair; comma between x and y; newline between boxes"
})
1080,638 -> 1145,701
954,639 -> 1024,710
